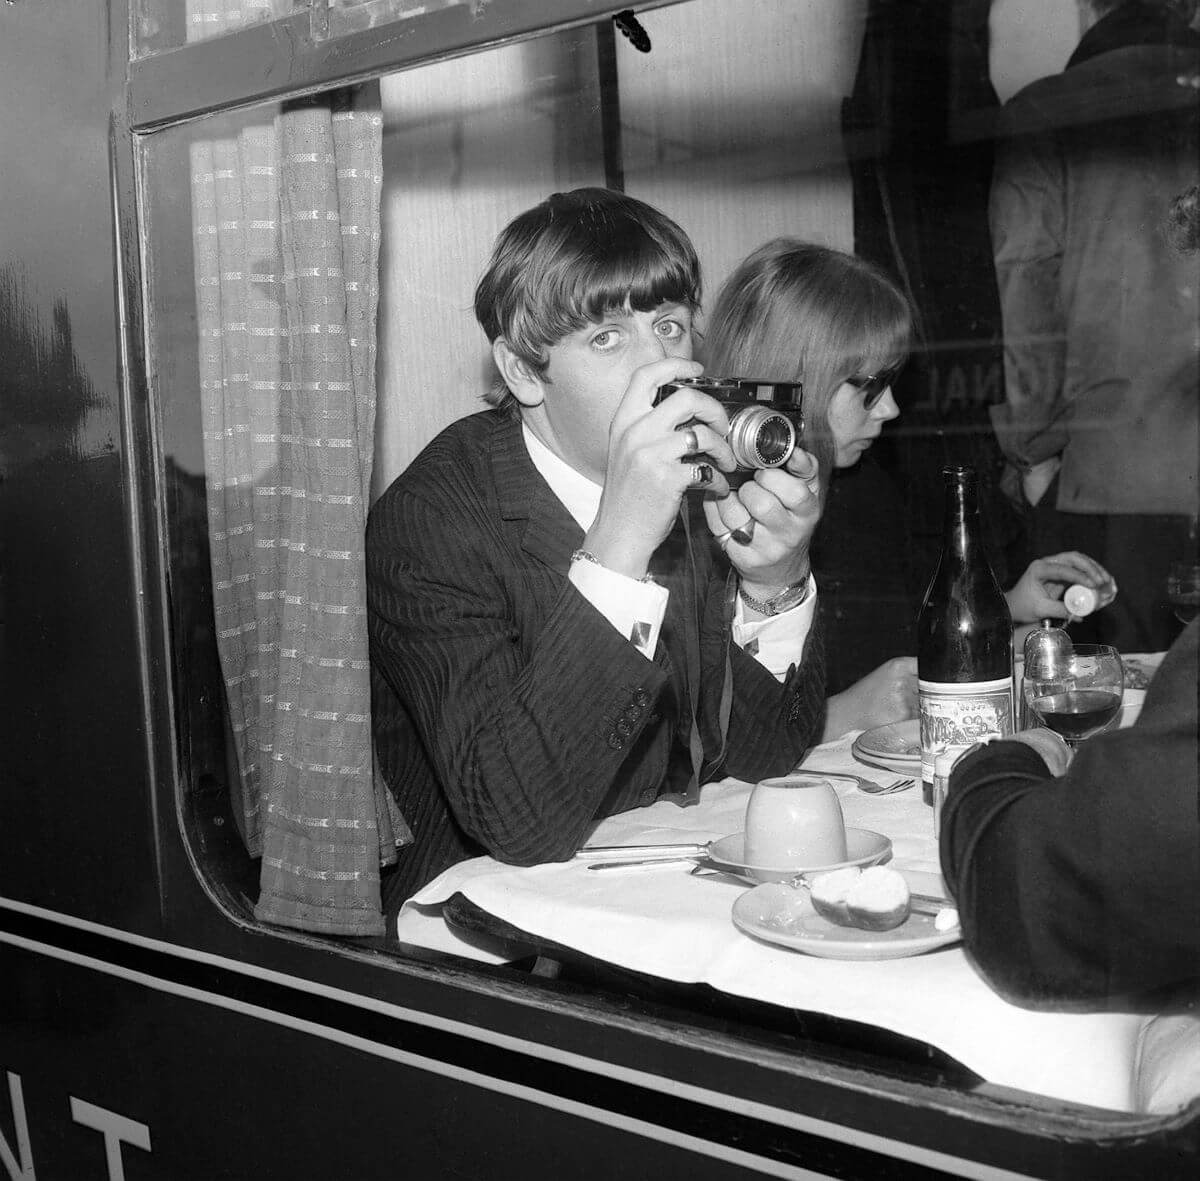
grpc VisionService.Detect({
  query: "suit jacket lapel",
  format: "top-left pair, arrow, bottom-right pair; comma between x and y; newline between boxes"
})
490,411 -> 583,574
490,410 -> 689,765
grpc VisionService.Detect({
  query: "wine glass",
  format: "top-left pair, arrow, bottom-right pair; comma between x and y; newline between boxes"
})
1023,643 -> 1124,748
1166,561 -> 1200,626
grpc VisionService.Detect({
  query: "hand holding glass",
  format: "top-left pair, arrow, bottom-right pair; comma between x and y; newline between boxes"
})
1022,643 -> 1123,747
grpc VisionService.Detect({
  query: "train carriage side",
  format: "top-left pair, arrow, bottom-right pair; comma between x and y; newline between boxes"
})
1,2 -> 1198,1178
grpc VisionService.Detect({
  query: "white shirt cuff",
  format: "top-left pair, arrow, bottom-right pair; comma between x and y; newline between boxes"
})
569,556 -> 669,658
731,574 -> 818,681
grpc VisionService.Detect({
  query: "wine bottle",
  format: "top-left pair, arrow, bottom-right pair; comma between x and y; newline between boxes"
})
917,466 -> 1014,801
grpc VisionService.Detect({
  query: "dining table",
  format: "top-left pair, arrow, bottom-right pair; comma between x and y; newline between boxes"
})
395,653 -> 1165,1114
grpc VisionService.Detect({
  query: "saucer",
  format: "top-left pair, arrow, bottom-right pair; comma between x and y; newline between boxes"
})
705,829 -> 892,885
732,882 -> 961,960
852,720 -> 921,774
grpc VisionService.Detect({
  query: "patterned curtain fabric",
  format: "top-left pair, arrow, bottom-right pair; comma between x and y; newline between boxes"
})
187,3 -> 410,935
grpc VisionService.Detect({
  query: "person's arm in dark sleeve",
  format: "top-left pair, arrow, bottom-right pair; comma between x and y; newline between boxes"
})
368,484 -> 670,867
941,628 -> 1200,1010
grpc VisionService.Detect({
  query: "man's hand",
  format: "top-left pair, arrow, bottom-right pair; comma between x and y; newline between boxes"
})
703,447 -> 822,598
1005,550 -> 1116,624
822,657 -> 917,742
999,728 -> 1073,776
586,360 -> 736,577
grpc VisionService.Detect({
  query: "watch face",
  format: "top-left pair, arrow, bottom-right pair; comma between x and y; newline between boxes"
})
770,583 -> 809,613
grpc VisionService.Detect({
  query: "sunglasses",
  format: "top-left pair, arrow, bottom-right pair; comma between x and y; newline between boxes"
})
845,365 -> 903,409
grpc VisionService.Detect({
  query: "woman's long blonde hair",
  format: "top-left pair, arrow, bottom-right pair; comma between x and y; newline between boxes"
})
704,239 -> 913,486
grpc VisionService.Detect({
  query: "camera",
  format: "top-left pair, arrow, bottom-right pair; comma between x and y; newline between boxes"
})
653,376 -> 804,486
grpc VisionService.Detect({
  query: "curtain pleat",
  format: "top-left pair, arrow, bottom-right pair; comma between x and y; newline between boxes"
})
188,1 -> 409,935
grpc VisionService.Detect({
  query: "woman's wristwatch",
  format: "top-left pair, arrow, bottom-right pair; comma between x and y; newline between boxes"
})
738,576 -> 811,617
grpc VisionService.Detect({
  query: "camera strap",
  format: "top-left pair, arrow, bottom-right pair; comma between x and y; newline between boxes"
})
679,506 -> 733,803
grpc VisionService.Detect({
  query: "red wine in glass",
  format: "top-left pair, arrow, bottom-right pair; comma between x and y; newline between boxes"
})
1023,642 -> 1123,746
1028,689 -> 1122,742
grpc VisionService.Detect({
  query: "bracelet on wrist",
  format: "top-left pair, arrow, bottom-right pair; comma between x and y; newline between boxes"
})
571,549 -> 657,585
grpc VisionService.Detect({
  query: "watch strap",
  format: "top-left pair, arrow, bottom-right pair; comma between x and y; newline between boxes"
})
738,576 -> 811,617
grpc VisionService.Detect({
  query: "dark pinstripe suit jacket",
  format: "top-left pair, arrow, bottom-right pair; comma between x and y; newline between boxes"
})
367,410 -> 826,914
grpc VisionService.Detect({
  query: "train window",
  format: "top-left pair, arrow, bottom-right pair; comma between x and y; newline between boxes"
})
141,0 -> 1199,1119
146,0 -> 872,936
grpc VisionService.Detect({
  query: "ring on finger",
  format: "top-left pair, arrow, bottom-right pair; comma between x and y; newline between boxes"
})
731,519 -> 755,545
690,462 -> 714,487
682,427 -> 700,456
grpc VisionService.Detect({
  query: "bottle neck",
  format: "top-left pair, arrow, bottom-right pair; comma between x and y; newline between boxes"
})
942,472 -> 981,561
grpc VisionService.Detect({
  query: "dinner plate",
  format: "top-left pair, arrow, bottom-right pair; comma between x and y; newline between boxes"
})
852,720 -> 921,774
732,882 -> 961,960
705,829 -> 891,885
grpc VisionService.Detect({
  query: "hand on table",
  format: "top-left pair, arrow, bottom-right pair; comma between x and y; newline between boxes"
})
1005,550 -> 1116,624
703,448 -> 823,607
823,656 -> 917,742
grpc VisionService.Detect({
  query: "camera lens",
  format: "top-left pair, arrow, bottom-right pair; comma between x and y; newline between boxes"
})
727,408 -> 795,469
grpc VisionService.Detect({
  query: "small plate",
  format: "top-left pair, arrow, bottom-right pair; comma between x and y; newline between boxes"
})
1122,654 -> 1163,690
705,829 -> 892,885
852,720 -> 921,774
732,882 -> 960,960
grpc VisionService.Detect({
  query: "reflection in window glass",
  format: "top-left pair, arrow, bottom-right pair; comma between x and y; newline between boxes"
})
324,0 -> 470,40
134,0 -> 311,57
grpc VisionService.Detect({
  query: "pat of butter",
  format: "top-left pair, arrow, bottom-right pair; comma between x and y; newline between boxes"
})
934,907 -> 960,932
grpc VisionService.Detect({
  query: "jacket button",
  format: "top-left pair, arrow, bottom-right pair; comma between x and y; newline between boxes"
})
622,705 -> 641,723
634,688 -> 650,707
616,718 -> 633,737
608,733 -> 625,750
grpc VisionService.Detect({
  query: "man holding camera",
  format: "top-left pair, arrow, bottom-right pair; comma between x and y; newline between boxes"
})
367,188 -> 826,912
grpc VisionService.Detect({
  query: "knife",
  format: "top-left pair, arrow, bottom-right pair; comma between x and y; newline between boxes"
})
586,857 -> 702,873
576,842 -> 709,861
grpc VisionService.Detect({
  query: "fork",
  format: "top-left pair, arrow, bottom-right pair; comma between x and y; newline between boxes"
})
856,776 -> 915,795
818,771 -> 915,795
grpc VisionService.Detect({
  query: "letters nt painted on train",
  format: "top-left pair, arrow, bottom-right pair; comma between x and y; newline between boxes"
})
2,1072 -> 152,1181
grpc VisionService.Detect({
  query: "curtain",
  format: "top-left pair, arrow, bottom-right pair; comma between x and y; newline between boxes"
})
188,3 -> 410,935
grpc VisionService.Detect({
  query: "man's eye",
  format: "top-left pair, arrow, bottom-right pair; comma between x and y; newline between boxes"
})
656,319 -> 686,341
590,329 -> 618,350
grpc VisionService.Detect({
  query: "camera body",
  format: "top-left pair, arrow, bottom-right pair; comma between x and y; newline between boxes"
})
653,376 -> 805,487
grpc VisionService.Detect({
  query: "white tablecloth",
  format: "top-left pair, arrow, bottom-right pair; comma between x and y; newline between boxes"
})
398,728 -> 1153,1112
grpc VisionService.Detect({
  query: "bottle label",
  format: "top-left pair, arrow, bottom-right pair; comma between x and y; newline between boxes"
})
918,677 -> 1014,784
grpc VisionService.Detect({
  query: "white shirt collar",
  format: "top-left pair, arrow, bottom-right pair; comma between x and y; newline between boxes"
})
522,423 -> 601,532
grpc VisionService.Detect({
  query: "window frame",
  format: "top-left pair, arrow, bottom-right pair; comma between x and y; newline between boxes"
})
126,0 -> 671,130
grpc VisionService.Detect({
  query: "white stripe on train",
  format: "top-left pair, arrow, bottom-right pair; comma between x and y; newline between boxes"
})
0,895 -> 1034,1181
